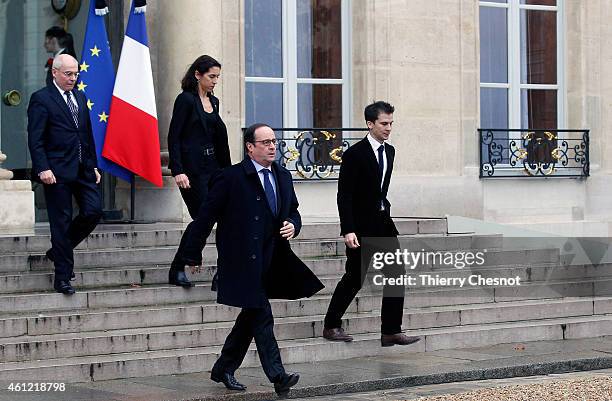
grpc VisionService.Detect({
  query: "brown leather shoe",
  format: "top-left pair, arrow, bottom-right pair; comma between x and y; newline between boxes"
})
323,327 -> 353,342
381,333 -> 421,347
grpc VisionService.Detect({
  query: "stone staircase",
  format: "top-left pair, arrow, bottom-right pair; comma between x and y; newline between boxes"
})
1,219 -> 612,384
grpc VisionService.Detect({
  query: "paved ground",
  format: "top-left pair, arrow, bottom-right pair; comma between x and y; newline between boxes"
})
291,368 -> 612,400
1,336 -> 612,401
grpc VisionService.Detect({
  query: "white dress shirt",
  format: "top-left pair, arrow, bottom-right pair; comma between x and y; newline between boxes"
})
251,158 -> 277,198
367,134 -> 388,211
52,80 -> 78,111
367,133 -> 387,188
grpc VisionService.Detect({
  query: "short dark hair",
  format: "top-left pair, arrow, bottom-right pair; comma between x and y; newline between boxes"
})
181,55 -> 222,93
58,32 -> 76,58
364,101 -> 395,123
244,123 -> 271,152
45,26 -> 66,39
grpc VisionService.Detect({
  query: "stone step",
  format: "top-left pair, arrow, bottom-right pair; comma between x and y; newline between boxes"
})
0,257 -> 347,294
0,296 -> 604,363
0,283 -> 217,314
6,252 -> 609,295
0,219 -> 450,254
0,294 -> 369,338
0,278 -> 347,314
0,240 -> 554,275
3,274 -> 608,338
1,240 -> 347,273
0,291 -> 515,338
366,274 -> 612,305
2,272 -> 612,315
1,314 -> 611,383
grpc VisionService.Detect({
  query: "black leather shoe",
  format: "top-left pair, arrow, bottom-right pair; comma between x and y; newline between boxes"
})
211,372 -> 246,391
274,372 -> 299,396
46,249 -> 75,280
54,280 -> 75,295
168,269 -> 194,288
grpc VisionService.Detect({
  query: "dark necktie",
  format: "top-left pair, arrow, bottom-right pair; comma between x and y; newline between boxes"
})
378,144 -> 384,210
377,144 -> 384,185
64,91 -> 79,128
261,169 -> 277,216
64,91 -> 82,163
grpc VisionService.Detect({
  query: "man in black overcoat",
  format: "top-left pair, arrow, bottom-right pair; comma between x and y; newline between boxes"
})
172,123 -> 324,396
322,101 -> 421,347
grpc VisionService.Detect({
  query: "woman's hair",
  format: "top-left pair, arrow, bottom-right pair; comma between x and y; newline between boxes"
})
180,55 -> 221,93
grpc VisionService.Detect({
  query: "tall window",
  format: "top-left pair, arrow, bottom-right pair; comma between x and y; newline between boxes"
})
245,0 -> 350,128
479,0 -> 564,129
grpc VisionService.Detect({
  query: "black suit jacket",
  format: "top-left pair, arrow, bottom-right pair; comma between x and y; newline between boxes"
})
167,91 -> 231,177
337,137 -> 399,236
27,83 -> 97,183
181,158 -> 324,308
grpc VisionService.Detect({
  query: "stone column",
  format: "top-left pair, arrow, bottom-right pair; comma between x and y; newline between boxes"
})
0,150 -> 34,230
351,0 -> 483,219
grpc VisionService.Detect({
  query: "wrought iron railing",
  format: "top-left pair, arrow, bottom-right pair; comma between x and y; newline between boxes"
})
479,129 -> 589,178
243,128 -> 368,180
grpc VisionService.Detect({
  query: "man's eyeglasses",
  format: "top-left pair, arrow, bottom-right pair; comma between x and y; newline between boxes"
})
253,139 -> 277,147
60,71 -> 80,79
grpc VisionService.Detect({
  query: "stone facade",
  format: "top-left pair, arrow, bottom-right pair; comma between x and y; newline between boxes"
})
3,0 -> 611,229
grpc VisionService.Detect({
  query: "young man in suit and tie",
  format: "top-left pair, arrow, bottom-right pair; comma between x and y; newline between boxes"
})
323,101 -> 421,347
28,54 -> 102,295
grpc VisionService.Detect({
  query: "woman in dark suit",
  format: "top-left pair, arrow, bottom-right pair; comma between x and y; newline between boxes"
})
168,55 -> 231,218
167,55 -> 231,287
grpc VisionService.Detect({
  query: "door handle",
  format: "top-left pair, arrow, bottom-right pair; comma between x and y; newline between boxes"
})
2,90 -> 22,106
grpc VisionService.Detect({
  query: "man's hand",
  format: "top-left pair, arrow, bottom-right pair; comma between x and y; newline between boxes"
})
94,168 -> 101,184
174,173 -> 190,189
280,220 -> 295,239
344,232 -> 360,249
39,170 -> 56,185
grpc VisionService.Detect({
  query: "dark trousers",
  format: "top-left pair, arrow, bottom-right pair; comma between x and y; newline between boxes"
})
172,173 -> 214,271
44,166 -> 102,283
324,216 -> 405,335
212,302 -> 285,383
179,173 -> 214,219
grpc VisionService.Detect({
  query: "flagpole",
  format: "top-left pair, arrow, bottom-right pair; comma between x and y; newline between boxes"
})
130,175 -> 136,221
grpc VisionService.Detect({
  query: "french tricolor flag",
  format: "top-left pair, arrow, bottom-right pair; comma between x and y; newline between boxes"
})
102,0 -> 162,187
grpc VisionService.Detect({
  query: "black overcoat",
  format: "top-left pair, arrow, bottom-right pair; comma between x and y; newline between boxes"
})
181,158 -> 324,308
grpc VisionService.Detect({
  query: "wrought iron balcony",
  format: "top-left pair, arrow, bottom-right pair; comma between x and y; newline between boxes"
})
244,128 -> 368,180
479,129 -> 589,178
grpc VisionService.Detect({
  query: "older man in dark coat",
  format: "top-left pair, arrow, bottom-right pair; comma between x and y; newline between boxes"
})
172,123 -> 324,396
28,54 -> 102,295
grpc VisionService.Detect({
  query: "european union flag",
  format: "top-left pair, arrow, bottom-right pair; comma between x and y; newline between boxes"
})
79,0 -> 132,182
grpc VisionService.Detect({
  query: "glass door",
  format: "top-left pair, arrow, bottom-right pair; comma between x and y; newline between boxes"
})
0,1 -> 91,221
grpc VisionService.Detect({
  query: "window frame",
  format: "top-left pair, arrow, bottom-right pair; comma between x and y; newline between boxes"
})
479,0 -> 565,129
244,0 -> 352,128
